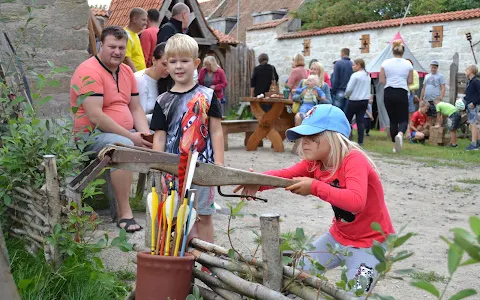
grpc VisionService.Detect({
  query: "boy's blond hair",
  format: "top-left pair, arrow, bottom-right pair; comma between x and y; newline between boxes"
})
418,100 -> 428,108
165,34 -> 199,59
307,74 -> 320,86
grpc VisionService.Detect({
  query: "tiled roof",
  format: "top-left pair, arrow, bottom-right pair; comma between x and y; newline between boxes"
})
91,7 -> 109,17
211,28 -> 239,44
106,0 -> 163,27
198,0 -> 222,18
279,8 -> 480,39
247,18 -> 289,31
199,0 -> 304,42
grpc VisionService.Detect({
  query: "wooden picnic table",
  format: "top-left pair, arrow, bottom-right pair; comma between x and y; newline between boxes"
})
241,97 -> 294,152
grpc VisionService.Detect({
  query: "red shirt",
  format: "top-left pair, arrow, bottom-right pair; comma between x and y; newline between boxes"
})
411,111 -> 427,128
261,150 -> 394,248
140,27 -> 159,67
70,56 -> 138,133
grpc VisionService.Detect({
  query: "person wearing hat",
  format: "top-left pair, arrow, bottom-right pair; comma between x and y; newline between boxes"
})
420,60 -> 446,122
234,104 -> 395,295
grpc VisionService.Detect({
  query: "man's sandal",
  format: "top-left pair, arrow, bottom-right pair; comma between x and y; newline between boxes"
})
117,218 -> 143,233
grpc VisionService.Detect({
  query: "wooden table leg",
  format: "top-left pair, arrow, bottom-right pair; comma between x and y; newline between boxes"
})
247,102 -> 285,152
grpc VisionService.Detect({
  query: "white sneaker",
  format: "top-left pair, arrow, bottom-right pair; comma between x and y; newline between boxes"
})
214,202 -> 222,210
394,134 -> 403,153
392,148 -> 396,153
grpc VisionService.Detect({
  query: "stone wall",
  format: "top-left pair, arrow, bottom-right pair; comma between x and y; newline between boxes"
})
0,0 -> 90,117
246,18 -> 480,100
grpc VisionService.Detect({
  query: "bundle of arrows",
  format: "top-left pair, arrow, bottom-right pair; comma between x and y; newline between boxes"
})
146,148 -> 199,257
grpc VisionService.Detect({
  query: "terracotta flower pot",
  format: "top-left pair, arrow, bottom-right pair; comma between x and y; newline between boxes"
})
135,252 -> 195,300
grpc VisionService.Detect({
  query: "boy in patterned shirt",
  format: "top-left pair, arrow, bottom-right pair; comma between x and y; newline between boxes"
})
150,34 -> 224,246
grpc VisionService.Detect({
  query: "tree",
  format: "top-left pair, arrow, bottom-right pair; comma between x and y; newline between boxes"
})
295,0 -> 480,30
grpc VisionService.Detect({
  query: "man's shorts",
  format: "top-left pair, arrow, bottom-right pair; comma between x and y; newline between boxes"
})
447,112 -> 461,131
467,105 -> 480,125
426,101 -> 437,118
83,130 -> 134,159
192,184 -> 215,216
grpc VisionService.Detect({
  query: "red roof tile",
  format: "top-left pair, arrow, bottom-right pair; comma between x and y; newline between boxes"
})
211,28 -> 239,44
200,0 -> 304,42
279,8 -> 480,39
247,18 -> 288,31
107,0 -> 164,27
91,7 -> 109,17
198,0 -> 222,18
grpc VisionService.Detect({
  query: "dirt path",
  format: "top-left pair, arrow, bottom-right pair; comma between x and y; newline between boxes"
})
99,133 -> 479,299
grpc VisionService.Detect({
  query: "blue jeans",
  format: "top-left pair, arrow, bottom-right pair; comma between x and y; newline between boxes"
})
333,91 -> 347,112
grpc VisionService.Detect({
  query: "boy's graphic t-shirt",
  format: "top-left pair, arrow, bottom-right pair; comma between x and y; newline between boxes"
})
423,73 -> 446,101
150,84 -> 222,163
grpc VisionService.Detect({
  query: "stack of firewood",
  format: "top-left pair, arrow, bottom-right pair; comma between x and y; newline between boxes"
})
188,238 -> 356,300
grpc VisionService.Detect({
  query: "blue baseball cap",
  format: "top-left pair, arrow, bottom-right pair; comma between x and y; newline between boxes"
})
286,105 -> 351,141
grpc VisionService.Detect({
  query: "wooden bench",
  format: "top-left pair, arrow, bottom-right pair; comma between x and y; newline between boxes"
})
221,119 -> 258,151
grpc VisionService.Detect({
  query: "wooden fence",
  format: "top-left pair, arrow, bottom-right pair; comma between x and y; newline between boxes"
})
224,44 -> 255,113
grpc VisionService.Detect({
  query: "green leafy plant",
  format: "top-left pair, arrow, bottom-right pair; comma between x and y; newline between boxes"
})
411,216 -> 479,300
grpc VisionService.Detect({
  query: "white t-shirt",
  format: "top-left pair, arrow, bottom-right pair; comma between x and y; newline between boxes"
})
381,58 -> 412,91
134,69 -> 159,124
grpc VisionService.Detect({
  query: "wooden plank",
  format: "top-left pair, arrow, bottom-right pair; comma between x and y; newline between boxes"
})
158,0 -> 173,22
189,0 -> 217,41
241,97 -> 293,105
449,62 -> 458,104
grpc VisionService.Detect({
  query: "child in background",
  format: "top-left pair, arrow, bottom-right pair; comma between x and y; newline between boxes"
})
464,64 -> 480,151
434,98 -> 461,147
364,96 -> 374,136
295,75 -> 327,114
234,105 -> 395,295
409,100 -> 429,143
150,34 -> 224,250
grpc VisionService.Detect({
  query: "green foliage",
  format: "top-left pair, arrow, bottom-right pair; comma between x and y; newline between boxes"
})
410,271 -> 448,283
224,104 -> 254,120
186,285 -> 204,300
411,216 -> 480,299
0,62 -> 92,208
7,238 -> 131,300
294,0 -> 480,30
456,178 -> 480,185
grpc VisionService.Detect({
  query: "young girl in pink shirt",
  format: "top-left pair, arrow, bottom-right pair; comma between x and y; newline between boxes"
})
235,104 -> 395,294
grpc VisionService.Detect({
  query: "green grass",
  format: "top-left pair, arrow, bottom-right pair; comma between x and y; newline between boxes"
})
7,238 -> 130,300
410,270 -> 448,283
451,185 -> 472,193
360,130 -> 480,167
457,178 -> 480,185
115,269 -> 136,281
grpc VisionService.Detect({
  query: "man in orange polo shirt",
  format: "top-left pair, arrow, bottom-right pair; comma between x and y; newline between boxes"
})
70,26 -> 152,232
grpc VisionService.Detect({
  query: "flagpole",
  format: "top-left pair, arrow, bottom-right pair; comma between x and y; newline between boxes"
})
399,2 -> 412,31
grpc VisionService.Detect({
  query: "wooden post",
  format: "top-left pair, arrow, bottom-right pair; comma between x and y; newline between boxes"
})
449,53 -> 459,104
0,224 -> 21,300
43,155 -> 62,268
260,213 -> 282,291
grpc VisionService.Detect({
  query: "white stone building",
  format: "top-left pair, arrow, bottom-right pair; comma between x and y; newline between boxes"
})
246,9 -> 480,100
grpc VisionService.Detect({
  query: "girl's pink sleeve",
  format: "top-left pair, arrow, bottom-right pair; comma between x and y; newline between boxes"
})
259,160 -> 312,191
310,152 -> 369,213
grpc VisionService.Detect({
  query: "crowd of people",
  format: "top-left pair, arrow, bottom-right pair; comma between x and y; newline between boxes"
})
253,43 -> 479,151
72,5 -> 480,296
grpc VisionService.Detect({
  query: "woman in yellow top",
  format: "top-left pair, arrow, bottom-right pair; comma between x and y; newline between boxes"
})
407,59 -> 420,136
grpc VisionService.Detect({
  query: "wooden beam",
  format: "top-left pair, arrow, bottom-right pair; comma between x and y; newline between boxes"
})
158,0 -> 173,22
188,0 -> 217,41
194,37 -> 219,45
207,0 -> 227,19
